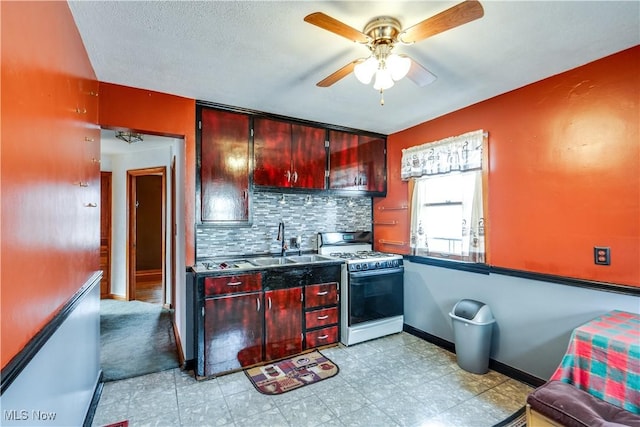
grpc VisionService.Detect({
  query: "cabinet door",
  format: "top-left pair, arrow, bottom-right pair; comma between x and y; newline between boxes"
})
328,130 -> 360,190
291,125 -> 326,189
204,273 -> 261,297
204,292 -> 263,376
200,108 -> 250,222
264,287 -> 303,361
358,135 -> 386,193
305,282 -> 339,309
253,118 -> 292,187
305,326 -> 339,348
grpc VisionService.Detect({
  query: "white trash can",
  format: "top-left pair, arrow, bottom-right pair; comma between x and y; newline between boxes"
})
449,299 -> 495,374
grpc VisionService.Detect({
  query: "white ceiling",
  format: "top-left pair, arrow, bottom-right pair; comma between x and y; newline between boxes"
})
69,1 -> 639,135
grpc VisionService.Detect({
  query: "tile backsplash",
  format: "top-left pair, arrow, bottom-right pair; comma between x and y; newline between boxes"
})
196,191 -> 372,259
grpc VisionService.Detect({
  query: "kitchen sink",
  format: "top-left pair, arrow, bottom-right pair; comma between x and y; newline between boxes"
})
285,254 -> 334,263
249,257 -> 296,266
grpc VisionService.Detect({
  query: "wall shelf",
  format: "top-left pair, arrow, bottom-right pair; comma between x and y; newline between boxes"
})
377,205 -> 407,211
372,220 -> 398,225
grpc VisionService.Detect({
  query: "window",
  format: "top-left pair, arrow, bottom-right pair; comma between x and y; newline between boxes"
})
402,130 -> 486,263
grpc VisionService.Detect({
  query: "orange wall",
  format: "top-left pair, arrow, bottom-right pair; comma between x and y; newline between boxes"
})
379,46 -> 639,287
98,83 -> 196,265
1,2 -> 100,367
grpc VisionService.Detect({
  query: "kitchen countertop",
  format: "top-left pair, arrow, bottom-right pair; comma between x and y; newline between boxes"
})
190,252 -> 344,275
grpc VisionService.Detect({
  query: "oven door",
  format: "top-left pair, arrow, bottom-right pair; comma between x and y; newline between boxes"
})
348,267 -> 404,326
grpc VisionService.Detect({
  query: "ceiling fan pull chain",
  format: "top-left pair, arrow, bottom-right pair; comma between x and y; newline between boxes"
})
380,89 -> 385,106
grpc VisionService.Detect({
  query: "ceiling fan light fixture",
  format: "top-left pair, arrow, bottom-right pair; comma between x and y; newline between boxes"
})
373,68 -> 394,91
115,130 -> 143,144
354,56 -> 378,84
387,53 -> 411,81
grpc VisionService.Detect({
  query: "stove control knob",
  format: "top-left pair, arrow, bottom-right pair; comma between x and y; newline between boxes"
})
355,264 -> 361,270
362,263 -> 368,270
375,262 -> 380,269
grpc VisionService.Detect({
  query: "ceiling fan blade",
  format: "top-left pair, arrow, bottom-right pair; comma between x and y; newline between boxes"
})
405,58 -> 437,87
316,60 -> 361,87
400,0 -> 484,44
304,12 -> 369,44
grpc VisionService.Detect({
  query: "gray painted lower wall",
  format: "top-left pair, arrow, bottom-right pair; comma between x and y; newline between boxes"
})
403,260 -> 640,380
0,283 -> 101,426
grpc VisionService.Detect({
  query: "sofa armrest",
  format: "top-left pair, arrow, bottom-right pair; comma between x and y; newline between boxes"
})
526,381 -> 640,427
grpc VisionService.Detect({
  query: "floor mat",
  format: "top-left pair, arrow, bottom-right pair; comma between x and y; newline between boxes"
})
245,350 -> 338,395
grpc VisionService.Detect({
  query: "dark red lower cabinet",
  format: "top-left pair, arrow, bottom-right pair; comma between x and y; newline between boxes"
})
204,292 -> 263,376
264,287 -> 303,361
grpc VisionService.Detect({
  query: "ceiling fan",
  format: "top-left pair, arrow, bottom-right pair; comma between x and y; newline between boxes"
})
304,0 -> 484,104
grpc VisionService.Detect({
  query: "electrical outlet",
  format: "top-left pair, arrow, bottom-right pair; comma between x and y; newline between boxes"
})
594,247 -> 610,265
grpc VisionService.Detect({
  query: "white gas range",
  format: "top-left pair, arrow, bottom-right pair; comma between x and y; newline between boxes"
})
317,231 -> 404,346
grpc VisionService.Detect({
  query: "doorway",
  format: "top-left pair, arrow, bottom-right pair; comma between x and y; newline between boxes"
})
100,171 -> 112,297
127,167 -> 166,305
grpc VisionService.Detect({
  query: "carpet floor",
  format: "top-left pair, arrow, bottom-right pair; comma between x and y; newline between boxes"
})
100,299 -> 179,382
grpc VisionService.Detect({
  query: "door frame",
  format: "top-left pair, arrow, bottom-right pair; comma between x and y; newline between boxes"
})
127,166 -> 167,303
100,171 -> 113,297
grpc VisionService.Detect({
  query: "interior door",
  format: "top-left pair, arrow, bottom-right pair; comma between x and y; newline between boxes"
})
100,171 -> 112,298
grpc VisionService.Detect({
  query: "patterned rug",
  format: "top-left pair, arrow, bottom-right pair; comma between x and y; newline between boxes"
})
245,351 -> 338,395
493,406 -> 526,427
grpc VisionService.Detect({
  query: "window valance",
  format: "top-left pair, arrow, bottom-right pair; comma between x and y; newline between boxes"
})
401,130 -> 484,180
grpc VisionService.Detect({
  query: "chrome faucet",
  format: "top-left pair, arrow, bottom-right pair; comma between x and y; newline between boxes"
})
277,220 -> 287,256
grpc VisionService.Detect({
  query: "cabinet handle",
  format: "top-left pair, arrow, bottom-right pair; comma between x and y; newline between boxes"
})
84,203 -> 97,208
317,315 -> 329,320
292,171 -> 298,183
317,291 -> 328,296
256,297 -> 261,312
227,281 -> 242,286
354,176 -> 358,185
285,170 -> 291,182
317,335 -> 329,340
268,297 -> 272,310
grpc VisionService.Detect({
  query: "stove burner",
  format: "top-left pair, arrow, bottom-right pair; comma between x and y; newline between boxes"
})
329,251 -> 398,260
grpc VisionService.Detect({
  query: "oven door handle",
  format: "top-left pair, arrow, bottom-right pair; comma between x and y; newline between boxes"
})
349,267 -> 404,278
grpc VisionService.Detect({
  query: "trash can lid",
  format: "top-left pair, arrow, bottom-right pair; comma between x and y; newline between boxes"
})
453,299 -> 494,322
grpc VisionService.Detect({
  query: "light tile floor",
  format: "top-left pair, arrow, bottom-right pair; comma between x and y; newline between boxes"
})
92,332 -> 533,427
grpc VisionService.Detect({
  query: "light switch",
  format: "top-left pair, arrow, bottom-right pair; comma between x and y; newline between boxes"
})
594,247 -> 610,265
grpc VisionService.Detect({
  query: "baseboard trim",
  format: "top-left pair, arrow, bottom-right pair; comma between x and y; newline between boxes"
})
403,324 -> 545,388
83,370 -> 104,427
0,271 -> 102,395
136,269 -> 163,281
172,320 -> 186,368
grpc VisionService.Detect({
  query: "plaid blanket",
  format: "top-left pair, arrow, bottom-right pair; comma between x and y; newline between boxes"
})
551,310 -> 640,414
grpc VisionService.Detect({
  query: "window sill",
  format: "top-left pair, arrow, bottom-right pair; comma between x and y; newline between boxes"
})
406,255 -> 490,275
405,256 -> 639,296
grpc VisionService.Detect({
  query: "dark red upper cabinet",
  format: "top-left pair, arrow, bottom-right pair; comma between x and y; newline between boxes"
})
328,130 -> 386,194
254,117 -> 326,190
198,108 -> 250,223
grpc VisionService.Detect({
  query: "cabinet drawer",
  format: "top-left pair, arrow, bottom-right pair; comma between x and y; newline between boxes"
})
305,307 -> 338,329
305,282 -> 338,309
204,273 -> 261,296
305,326 -> 338,348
